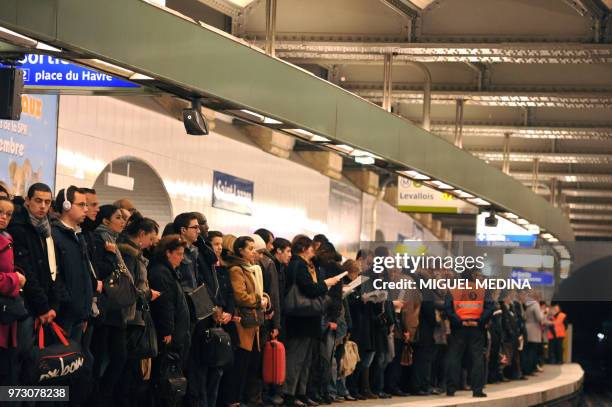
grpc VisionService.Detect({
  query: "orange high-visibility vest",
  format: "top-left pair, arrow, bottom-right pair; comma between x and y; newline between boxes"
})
451,287 -> 485,320
553,312 -> 567,338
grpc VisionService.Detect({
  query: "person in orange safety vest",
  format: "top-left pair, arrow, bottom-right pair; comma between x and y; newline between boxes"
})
548,304 -> 566,364
444,271 -> 494,398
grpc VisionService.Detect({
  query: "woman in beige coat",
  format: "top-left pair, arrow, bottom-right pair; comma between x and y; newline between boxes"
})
224,235 -> 268,407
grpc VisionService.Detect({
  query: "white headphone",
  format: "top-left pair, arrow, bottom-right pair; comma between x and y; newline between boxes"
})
62,186 -> 75,212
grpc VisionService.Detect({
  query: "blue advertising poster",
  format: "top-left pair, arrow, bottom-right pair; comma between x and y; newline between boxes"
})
511,269 -> 554,286
2,54 -> 138,88
0,94 -> 58,195
212,171 -> 254,215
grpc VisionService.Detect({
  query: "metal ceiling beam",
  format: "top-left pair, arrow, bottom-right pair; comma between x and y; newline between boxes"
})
351,89 -> 612,109
537,188 -> 612,198
270,41 -> 612,64
574,230 -> 612,237
431,124 -> 612,140
512,172 -> 612,183
568,203 -> 612,211
471,151 -> 612,164
572,223 -> 612,230
570,213 -> 612,221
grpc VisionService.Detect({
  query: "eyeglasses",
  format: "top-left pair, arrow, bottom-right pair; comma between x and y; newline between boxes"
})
73,202 -> 88,208
0,210 -> 13,218
186,225 -> 200,230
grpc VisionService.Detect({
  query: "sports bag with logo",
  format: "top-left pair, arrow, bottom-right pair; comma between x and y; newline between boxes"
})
33,321 -> 86,385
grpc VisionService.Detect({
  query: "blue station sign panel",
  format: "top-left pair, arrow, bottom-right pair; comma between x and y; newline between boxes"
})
511,269 -> 554,286
212,171 -> 254,216
2,54 -> 138,88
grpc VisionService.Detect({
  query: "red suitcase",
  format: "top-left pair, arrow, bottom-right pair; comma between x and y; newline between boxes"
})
262,339 -> 286,385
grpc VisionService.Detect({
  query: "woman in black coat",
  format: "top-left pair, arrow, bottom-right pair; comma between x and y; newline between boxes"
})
283,236 -> 342,407
148,235 -> 191,364
89,205 -> 130,405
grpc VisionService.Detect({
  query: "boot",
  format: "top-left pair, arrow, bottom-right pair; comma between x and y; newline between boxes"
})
360,369 -> 377,399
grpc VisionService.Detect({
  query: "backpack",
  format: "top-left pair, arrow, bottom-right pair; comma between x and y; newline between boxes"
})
339,340 -> 360,378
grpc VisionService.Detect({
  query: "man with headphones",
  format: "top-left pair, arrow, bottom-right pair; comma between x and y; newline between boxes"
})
51,185 -> 100,341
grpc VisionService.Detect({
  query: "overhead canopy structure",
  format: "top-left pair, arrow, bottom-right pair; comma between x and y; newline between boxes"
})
0,0 -> 574,242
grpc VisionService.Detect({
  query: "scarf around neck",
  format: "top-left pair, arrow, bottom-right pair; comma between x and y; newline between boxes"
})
29,210 -> 51,238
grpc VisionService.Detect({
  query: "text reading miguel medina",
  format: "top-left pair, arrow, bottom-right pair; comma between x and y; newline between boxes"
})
371,254 -> 532,290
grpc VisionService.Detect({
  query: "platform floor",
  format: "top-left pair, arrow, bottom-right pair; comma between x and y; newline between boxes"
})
340,364 -> 583,407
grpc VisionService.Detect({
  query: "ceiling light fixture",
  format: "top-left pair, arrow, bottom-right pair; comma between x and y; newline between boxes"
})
428,180 -> 454,190
453,189 -> 475,199
355,156 -> 375,165
399,170 -> 430,180
468,198 -> 491,206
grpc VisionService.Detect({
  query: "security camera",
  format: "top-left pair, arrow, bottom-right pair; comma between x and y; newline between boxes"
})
485,211 -> 498,227
183,99 -> 208,135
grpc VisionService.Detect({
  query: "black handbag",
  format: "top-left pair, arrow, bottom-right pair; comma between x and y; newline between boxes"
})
238,307 -> 265,328
156,349 -> 187,407
0,293 -> 29,324
283,283 -> 324,317
187,284 -> 215,321
103,260 -> 137,310
200,327 -> 233,368
126,303 -> 158,359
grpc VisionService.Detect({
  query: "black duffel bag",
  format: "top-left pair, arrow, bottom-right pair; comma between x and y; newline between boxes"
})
103,260 -> 137,310
155,349 -> 187,407
126,302 -> 158,359
200,327 -> 233,368
30,321 -> 87,385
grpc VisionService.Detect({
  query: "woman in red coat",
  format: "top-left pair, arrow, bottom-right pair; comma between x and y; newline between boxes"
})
0,196 -> 27,385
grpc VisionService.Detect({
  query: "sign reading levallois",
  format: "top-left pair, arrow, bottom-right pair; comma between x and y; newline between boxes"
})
397,178 -> 477,214
1,54 -> 139,89
212,171 -> 254,215
0,94 -> 58,195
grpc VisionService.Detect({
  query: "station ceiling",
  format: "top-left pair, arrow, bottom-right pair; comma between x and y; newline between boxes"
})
197,0 -> 612,239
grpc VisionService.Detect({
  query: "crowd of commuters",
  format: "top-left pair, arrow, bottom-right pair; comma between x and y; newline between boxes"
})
0,182 -> 567,406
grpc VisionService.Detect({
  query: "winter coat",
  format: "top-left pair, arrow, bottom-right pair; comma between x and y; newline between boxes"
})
7,204 -> 59,317
91,231 -> 127,328
318,259 -> 343,324
524,299 -> 543,343
0,232 -> 20,348
344,275 -> 375,351
51,220 -> 94,326
148,258 -> 190,356
261,252 -> 281,331
227,255 -> 262,351
501,301 -> 520,345
285,255 -> 328,339
177,245 -> 199,294
117,236 -> 151,326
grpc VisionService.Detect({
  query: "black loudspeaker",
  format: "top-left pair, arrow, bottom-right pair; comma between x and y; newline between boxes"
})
182,108 -> 208,135
485,212 -> 498,227
0,68 -> 24,121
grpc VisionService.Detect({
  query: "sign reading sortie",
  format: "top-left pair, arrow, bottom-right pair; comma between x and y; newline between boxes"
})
212,171 -> 254,216
1,54 -> 138,89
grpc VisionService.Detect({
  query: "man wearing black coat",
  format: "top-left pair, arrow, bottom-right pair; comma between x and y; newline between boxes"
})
8,183 -> 58,324
51,186 -> 98,341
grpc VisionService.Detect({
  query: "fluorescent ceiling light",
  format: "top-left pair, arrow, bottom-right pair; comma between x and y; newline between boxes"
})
517,218 -> 529,225
548,237 -> 559,242
453,189 -> 474,199
541,233 -> 553,239
239,109 -> 282,125
468,198 -> 491,206
225,0 -> 258,6
78,59 -> 134,77
504,212 -> 519,219
129,73 -> 155,80
355,156 -> 375,165
399,170 -> 430,180
35,42 -> 61,52
286,129 -> 330,142
0,26 -> 37,47
428,180 -> 454,190
351,149 -> 381,159
330,144 -> 355,154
